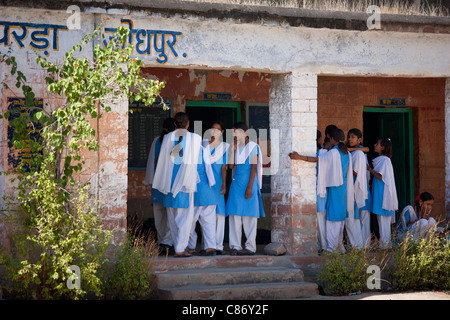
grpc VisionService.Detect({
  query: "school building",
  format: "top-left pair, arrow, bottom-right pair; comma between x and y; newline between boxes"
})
0,0 -> 449,256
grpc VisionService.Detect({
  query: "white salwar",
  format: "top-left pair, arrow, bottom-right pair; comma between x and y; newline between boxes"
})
166,194 -> 195,253
189,205 -> 217,251
229,215 -> 258,253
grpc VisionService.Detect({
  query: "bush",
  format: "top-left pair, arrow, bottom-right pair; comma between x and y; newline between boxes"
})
317,244 -> 386,296
391,228 -> 450,291
99,229 -> 159,300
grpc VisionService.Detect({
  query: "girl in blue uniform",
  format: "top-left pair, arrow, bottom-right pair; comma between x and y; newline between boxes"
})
226,122 -> 265,255
367,137 -> 398,249
144,117 -> 176,252
153,112 -> 202,258
290,128 -> 354,253
346,128 -> 370,249
203,121 -> 229,255
188,144 -> 218,256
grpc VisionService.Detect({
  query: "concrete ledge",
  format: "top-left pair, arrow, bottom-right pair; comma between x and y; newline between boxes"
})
1,0 -> 449,32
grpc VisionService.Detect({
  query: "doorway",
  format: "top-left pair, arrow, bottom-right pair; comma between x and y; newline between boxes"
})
363,107 -> 414,217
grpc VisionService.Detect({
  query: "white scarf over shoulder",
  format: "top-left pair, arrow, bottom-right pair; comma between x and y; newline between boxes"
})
400,205 -> 418,230
372,155 -> 398,215
317,147 -> 354,216
200,145 -> 216,187
202,140 -> 230,165
351,149 -> 369,209
153,130 -> 202,197
233,140 -> 263,189
144,136 -> 160,186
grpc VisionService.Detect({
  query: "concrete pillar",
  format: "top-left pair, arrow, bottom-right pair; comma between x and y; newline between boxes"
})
98,97 -> 129,245
267,72 -> 318,255
445,78 -> 450,219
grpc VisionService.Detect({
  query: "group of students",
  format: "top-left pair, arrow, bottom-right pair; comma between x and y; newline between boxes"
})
144,112 -> 265,258
289,125 -> 437,252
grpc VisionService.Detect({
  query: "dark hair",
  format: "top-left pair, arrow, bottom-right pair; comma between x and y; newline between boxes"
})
160,117 -> 176,142
174,112 -> 189,129
317,130 -> 322,149
348,128 -> 362,139
415,192 -> 434,213
232,121 -> 248,131
379,137 -> 393,158
330,128 -> 348,154
324,124 -> 338,143
210,120 -> 224,131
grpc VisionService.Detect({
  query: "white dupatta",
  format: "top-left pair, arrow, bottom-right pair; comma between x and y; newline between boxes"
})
200,145 -> 216,187
202,140 -> 230,165
152,130 -> 202,197
144,136 -> 159,186
400,205 -> 418,231
351,150 -> 369,209
372,155 -> 398,221
233,141 -> 263,189
317,147 -> 354,217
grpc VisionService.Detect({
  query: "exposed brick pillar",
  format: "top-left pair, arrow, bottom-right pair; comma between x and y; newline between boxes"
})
445,78 -> 450,219
268,72 -> 318,255
98,97 -> 128,245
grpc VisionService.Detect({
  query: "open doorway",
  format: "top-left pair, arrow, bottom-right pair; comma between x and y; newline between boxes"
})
363,107 -> 414,228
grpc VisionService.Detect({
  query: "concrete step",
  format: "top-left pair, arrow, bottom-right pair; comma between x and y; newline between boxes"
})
156,267 -> 305,288
157,281 -> 319,300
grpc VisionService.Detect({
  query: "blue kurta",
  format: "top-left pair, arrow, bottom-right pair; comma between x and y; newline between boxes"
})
194,148 -> 219,207
225,145 -> 265,218
210,148 -> 228,215
325,146 -> 349,222
371,177 -> 395,217
162,136 -> 190,209
151,138 -> 164,204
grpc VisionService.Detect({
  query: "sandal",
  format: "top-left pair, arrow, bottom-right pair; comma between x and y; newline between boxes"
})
199,249 -> 216,256
229,249 -> 239,256
174,252 -> 193,258
237,249 -> 255,256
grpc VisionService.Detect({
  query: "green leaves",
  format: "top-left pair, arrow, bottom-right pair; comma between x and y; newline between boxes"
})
0,18 -> 164,299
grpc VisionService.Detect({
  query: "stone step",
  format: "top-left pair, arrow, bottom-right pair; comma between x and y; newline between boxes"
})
157,281 -> 319,300
156,266 -> 305,288
153,254 -> 324,272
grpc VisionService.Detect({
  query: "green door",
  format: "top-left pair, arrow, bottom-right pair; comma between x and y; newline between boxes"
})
363,108 -> 414,214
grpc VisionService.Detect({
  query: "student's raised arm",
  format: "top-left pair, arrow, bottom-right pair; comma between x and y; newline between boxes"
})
289,151 -> 318,162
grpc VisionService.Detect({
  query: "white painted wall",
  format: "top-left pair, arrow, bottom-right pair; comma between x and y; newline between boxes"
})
0,7 -> 449,77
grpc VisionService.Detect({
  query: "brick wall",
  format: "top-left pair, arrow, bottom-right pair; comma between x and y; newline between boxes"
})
318,76 -> 446,220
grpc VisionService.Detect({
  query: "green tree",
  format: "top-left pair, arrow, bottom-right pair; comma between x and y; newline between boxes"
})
0,21 -> 165,299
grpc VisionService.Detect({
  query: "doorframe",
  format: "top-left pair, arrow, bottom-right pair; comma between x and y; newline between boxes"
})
363,106 -> 414,205
185,100 -> 242,122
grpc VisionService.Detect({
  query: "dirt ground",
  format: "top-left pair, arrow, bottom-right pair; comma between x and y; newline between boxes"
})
304,290 -> 450,300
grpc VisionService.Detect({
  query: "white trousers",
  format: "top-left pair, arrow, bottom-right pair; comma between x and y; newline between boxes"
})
326,220 -> 345,253
317,211 -> 327,251
345,215 -> 364,249
188,205 -> 217,250
216,213 -> 226,251
229,215 -> 257,253
409,217 -> 437,242
153,202 -> 172,246
377,215 -> 392,249
166,193 -> 195,253
359,210 -> 371,247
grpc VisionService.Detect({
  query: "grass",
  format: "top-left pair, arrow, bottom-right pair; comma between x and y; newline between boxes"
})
182,0 -> 449,16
